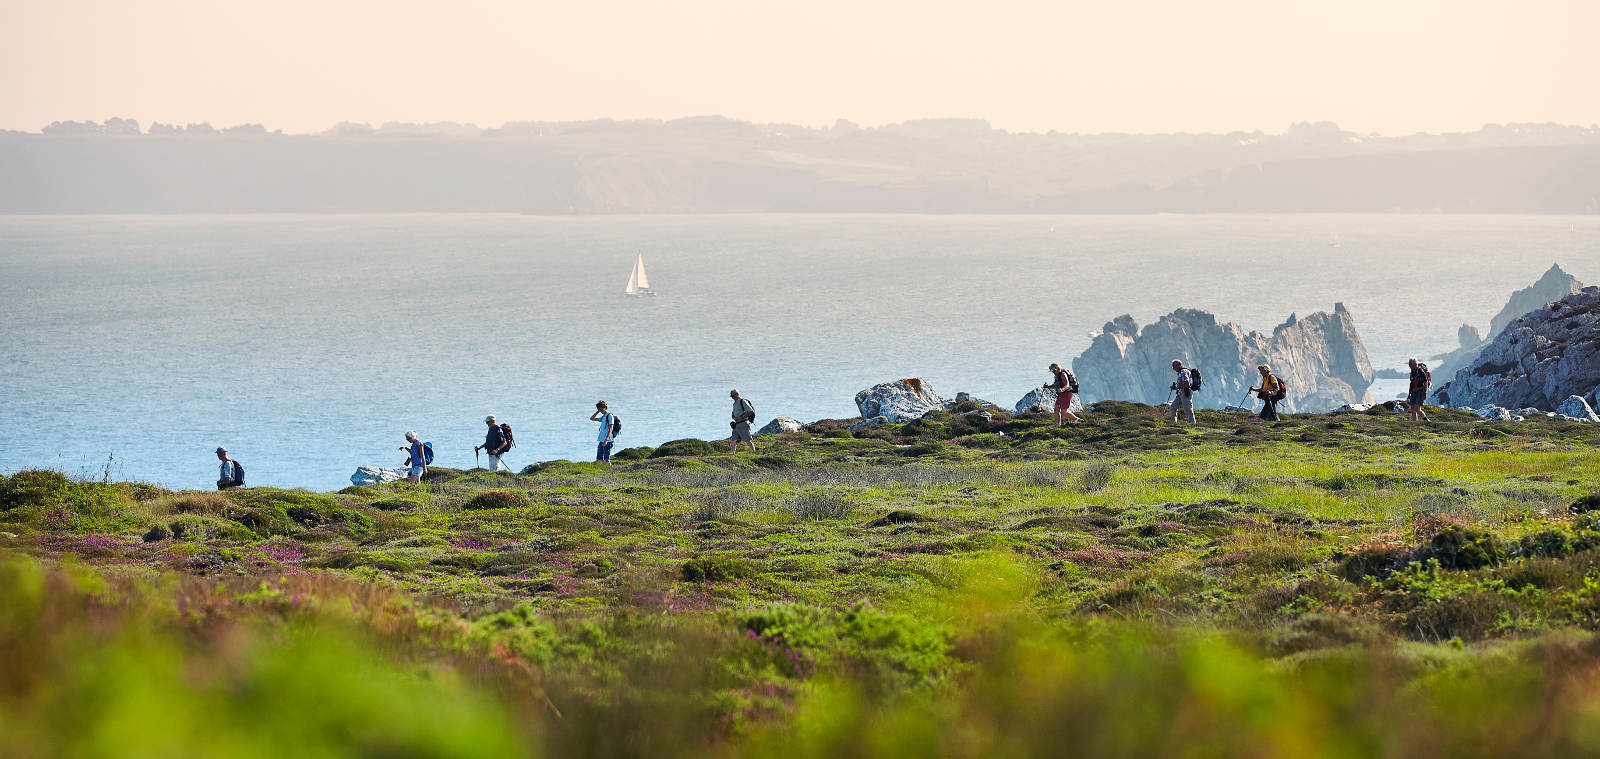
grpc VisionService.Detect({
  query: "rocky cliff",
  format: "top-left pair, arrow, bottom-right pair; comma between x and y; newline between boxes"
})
1433,287 -> 1600,411
1071,304 -> 1374,413
1432,264 -> 1584,382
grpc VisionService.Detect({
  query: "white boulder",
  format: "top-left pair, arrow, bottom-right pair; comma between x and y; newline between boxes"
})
351,466 -> 409,486
757,417 -> 803,435
855,379 -> 946,423
1014,387 -> 1085,415
1556,395 -> 1600,423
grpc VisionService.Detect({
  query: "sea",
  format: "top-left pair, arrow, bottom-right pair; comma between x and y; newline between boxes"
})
2,213 -> 1596,491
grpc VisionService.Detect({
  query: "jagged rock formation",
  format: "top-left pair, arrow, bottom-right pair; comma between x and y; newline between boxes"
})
1434,288 -> 1600,411
1490,264 -> 1584,339
1014,388 -> 1086,415
854,379 -> 947,423
1435,264 -> 1584,380
1071,304 -> 1373,413
351,466 -> 409,486
757,417 -> 802,435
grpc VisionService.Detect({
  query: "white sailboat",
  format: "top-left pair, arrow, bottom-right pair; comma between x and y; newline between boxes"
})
1328,233 -> 1342,248
624,254 -> 655,297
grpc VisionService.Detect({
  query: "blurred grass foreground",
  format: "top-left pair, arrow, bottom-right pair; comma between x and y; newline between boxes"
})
6,401 -> 1600,757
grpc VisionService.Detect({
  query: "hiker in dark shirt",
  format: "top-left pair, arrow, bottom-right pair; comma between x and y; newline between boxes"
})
475,414 -> 509,472
1407,358 -> 1431,422
215,447 -> 242,490
1046,363 -> 1081,424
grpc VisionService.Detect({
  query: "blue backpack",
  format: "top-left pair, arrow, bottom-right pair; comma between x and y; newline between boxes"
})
423,442 -> 434,465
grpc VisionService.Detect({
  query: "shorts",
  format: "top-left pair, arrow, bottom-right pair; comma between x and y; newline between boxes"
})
1406,388 -> 1427,407
410,465 -> 426,478
732,421 -> 753,442
1054,391 -> 1075,412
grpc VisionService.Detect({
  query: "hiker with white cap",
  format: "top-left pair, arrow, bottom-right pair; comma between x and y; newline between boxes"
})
475,414 -> 511,472
214,447 -> 243,490
400,430 -> 428,483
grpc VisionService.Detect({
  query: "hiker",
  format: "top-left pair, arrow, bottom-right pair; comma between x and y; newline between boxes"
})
475,414 -> 510,471
400,430 -> 426,483
1251,364 -> 1285,421
729,389 -> 757,453
214,447 -> 243,490
590,401 -> 616,465
1045,363 -> 1081,424
1407,357 -> 1431,422
1169,359 -> 1196,424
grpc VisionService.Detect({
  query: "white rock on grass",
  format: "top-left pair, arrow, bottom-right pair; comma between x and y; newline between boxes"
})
1556,395 -> 1600,423
855,379 -> 946,423
1014,387 -> 1085,415
351,466 -> 409,486
757,417 -> 803,435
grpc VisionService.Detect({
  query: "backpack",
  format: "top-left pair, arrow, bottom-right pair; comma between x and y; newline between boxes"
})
422,442 -> 434,465
229,461 -> 245,487
1067,371 -> 1080,394
1270,375 -> 1287,402
500,423 -> 515,449
1415,363 -> 1432,389
611,415 -> 622,436
737,399 -> 755,422
1189,368 -> 1203,392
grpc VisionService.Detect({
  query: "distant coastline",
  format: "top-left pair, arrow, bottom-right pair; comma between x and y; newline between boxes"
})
4,118 -> 1599,214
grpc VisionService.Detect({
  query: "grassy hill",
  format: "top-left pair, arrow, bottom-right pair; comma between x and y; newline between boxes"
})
4,402 -> 1600,757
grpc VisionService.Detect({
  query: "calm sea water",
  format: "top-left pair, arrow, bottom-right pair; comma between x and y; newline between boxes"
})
2,213 -> 1596,490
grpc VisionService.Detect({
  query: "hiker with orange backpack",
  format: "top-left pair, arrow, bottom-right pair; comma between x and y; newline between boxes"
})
1250,364 -> 1286,421
475,414 -> 513,471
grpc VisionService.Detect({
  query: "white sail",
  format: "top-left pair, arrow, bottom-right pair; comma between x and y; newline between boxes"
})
625,254 -> 653,296
633,255 -> 650,290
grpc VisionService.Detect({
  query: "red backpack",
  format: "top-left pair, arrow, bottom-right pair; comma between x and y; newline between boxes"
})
499,423 -> 515,449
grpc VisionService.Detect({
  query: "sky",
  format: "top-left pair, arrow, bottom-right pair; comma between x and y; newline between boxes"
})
1,0 -> 1596,135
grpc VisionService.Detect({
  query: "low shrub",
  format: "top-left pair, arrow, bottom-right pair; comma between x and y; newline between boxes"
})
462,489 -> 529,511
651,439 -> 717,458
1421,525 -> 1507,570
681,555 -> 754,582
787,490 -> 850,521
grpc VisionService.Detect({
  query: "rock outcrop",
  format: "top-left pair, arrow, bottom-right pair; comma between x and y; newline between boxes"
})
855,379 -> 947,423
1556,396 -> 1600,423
1014,388 -> 1085,415
351,466 -> 409,486
757,417 -> 802,435
1433,264 -> 1584,381
1490,263 -> 1583,340
1071,304 -> 1373,413
1434,287 -> 1600,411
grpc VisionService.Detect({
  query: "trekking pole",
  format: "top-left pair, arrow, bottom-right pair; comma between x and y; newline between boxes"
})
474,448 -> 480,469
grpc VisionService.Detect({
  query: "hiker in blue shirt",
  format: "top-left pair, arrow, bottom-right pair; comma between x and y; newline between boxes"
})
214,447 -> 242,490
590,401 -> 616,465
475,414 -> 509,471
400,430 -> 426,483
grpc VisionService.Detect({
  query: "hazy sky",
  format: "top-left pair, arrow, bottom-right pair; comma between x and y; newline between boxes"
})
2,0 -> 1596,135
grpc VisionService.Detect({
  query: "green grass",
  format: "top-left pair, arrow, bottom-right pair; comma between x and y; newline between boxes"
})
4,402 -> 1600,757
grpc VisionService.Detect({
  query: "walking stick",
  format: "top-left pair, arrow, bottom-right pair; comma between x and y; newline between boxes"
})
474,448 -> 480,469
